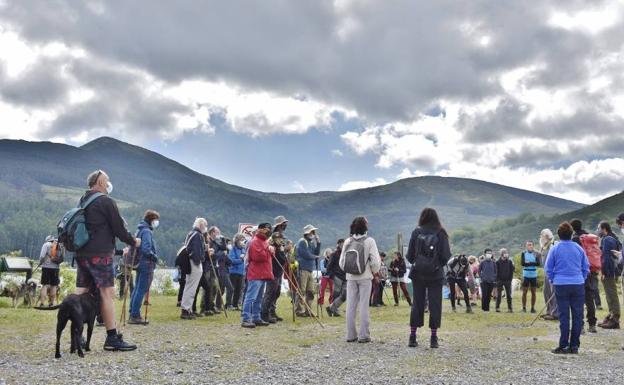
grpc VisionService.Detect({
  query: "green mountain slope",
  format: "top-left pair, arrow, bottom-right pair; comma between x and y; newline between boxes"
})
452,191 -> 624,256
0,137 -> 584,264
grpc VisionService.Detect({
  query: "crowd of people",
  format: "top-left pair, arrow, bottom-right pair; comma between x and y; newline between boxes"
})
39,169 -> 624,355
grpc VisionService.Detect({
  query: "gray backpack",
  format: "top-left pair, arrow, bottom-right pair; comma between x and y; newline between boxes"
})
343,236 -> 368,275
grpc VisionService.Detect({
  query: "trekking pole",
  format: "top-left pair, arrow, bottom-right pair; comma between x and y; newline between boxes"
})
208,255 -> 228,319
275,254 -> 324,328
316,259 -> 322,319
529,292 -> 556,327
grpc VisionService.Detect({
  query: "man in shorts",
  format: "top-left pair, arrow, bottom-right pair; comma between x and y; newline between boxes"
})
75,170 -> 141,352
520,241 -> 541,313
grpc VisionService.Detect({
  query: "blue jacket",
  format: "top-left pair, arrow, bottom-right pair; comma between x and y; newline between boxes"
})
137,221 -> 157,262
479,258 -> 497,283
228,246 -> 245,276
545,240 -> 589,285
601,235 -> 620,278
296,237 -> 321,272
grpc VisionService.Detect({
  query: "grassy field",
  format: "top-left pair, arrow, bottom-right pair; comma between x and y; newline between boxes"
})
1,289 -> 623,385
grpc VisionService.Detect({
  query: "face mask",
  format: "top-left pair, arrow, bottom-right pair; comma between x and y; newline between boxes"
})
502,254 -> 508,259
485,253 -> 493,258
152,220 -> 159,229
106,181 -> 113,195
621,227 -> 624,235
226,244 -> 232,251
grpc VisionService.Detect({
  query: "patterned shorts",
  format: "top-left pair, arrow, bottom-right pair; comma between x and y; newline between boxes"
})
76,253 -> 115,290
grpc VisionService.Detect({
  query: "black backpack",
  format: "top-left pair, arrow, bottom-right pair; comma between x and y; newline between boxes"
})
411,232 -> 441,276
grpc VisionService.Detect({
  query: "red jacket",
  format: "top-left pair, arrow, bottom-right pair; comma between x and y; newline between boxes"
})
247,233 -> 275,281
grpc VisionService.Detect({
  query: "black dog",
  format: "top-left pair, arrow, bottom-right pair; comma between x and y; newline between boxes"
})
40,293 -> 98,358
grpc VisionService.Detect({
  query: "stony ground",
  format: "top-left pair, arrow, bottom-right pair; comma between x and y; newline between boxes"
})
1,293 -> 623,385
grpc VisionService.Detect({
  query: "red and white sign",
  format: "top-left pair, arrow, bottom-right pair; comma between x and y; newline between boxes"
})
238,223 -> 257,241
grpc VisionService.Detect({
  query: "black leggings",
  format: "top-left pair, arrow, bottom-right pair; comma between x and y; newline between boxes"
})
496,281 -> 513,310
411,279 -> 442,329
481,282 -> 495,311
229,274 -> 244,307
448,278 -> 470,308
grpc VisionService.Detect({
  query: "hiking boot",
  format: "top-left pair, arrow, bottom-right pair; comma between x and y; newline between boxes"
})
588,325 -> 597,333
600,319 -> 620,329
408,335 -> 418,348
598,315 -> 611,327
466,307 -> 473,314
495,308 -> 500,313
530,308 -> 537,314
241,321 -> 256,328
266,317 -> 277,324
104,334 -> 137,352
430,336 -> 439,349
254,320 -> 270,327
127,316 -> 148,325
180,310 -> 195,320
551,347 -> 569,354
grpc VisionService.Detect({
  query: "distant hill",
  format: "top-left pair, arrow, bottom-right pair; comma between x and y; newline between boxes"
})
452,191 -> 624,256
0,137 -> 584,264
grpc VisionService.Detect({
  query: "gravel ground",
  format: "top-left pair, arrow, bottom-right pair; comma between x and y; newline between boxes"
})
1,296 -> 623,385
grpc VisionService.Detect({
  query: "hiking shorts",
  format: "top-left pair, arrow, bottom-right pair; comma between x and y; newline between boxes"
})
76,253 -> 115,290
41,268 -> 60,286
522,277 -> 538,288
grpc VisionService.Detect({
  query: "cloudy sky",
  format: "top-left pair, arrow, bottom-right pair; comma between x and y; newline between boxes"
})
1,1 -> 623,204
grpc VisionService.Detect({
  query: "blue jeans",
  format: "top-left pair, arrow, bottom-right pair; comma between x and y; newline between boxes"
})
129,258 -> 154,318
554,284 -> 585,349
242,280 -> 266,322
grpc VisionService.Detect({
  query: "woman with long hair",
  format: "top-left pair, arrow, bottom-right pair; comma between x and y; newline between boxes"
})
406,208 -> 451,348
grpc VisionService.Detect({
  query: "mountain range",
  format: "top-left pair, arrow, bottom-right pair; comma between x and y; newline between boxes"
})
0,137 -> 586,264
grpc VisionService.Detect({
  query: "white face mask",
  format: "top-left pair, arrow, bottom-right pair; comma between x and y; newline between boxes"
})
620,227 -> 624,235
152,220 -> 159,229
485,253 -> 493,259
106,181 -> 113,195
227,244 -> 233,251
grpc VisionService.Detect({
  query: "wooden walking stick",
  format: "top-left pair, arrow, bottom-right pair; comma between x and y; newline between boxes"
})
530,292 -> 556,327
274,254 -> 324,328
208,255 -> 228,319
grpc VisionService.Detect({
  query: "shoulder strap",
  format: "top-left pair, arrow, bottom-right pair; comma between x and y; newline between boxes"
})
79,192 -> 105,209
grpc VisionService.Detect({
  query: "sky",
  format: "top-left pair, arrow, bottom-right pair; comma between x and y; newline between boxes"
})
1,1 -> 624,204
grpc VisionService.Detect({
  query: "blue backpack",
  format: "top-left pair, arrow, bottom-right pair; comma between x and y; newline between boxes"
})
57,193 -> 105,252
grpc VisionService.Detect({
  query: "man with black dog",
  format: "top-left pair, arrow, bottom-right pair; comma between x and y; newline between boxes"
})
75,170 -> 140,352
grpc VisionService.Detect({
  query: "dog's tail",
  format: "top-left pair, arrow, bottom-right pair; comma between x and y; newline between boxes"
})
33,305 -> 61,311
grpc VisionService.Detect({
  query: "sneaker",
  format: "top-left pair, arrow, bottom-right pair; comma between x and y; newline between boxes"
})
241,321 -> 256,328
408,335 -> 418,348
180,310 -> 195,320
542,314 -> 557,321
588,325 -> 597,333
104,334 -> 137,352
466,307 -> 473,314
569,347 -> 579,354
127,316 -> 148,325
254,320 -> 270,327
430,336 -> 439,349
495,308 -> 501,313
531,308 -> 537,314
358,337 -> 371,343
522,308 -> 527,313
346,338 -> 357,343
551,347 -> 569,354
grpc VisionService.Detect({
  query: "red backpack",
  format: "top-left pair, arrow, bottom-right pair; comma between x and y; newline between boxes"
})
579,234 -> 602,273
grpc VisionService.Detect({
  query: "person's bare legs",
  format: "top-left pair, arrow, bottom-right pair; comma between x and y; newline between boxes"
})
49,286 -> 58,306
40,285 -> 49,305
531,287 -> 537,311
99,287 -> 117,330
522,287 -> 528,310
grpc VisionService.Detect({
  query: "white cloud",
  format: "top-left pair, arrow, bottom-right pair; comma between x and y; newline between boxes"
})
338,177 -> 387,192
292,181 -> 306,193
332,149 -> 344,157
